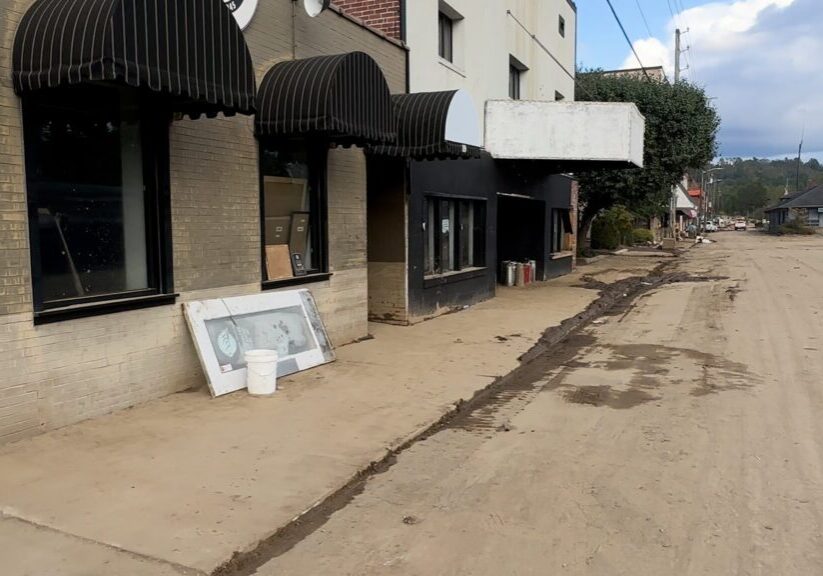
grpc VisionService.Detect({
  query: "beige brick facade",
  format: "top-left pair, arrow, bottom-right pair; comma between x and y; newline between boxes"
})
0,0 -> 406,443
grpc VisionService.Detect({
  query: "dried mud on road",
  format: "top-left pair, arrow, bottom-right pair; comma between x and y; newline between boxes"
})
241,232 -> 823,576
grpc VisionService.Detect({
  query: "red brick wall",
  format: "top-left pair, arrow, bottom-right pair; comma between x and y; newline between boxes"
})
334,0 -> 402,40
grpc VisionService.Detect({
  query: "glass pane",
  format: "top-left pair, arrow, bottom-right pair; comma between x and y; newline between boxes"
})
439,14 -> 453,61
424,199 -> 435,275
437,199 -> 454,274
459,201 -> 474,268
25,85 -> 151,303
261,141 -> 318,279
473,202 -> 486,267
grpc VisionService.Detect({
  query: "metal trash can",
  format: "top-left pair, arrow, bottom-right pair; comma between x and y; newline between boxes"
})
501,261 -> 516,286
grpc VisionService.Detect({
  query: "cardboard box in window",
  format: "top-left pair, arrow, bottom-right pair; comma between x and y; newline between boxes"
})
263,177 -> 307,217
265,245 -> 293,281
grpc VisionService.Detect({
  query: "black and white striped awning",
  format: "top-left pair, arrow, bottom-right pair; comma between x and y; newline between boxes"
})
255,52 -> 395,144
12,0 -> 257,118
370,90 -> 483,159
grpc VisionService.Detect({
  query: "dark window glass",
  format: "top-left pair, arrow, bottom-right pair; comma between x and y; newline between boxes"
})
424,197 -> 485,276
559,15 -> 566,37
438,12 -> 454,62
509,65 -> 521,100
22,84 -> 166,308
260,140 -> 327,281
551,208 -> 573,253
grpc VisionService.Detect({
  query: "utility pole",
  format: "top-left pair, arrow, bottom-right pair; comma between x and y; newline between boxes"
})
668,29 -> 682,241
675,28 -> 681,83
796,129 -> 804,192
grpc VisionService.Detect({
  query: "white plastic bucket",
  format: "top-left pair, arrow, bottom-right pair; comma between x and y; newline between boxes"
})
245,349 -> 279,396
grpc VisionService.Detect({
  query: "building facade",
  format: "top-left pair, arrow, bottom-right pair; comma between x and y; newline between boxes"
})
0,0 -> 406,442
342,0 -> 642,323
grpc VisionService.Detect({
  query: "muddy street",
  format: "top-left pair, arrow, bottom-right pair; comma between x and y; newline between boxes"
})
245,231 -> 823,576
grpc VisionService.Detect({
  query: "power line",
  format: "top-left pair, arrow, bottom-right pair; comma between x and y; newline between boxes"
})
505,10 -> 597,99
634,0 -> 653,37
604,0 -> 651,81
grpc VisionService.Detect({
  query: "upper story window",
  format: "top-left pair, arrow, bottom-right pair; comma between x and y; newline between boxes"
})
438,12 -> 454,62
509,56 -> 527,100
260,139 -> 328,284
509,65 -> 521,100
22,84 -> 172,314
559,15 -> 566,37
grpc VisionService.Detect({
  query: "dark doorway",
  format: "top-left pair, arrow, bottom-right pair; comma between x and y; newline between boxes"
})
497,194 -> 545,281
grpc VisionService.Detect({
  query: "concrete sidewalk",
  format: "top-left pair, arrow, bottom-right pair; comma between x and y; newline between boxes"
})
0,256 -> 667,576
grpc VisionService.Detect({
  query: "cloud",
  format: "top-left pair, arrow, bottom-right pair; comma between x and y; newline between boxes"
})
622,0 -> 823,158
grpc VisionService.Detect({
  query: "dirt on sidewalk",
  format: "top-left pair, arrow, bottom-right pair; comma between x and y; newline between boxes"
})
0,255 -> 668,576
251,231 -> 823,576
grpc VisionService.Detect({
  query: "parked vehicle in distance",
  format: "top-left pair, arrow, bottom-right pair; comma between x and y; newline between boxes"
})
734,220 -> 747,231
705,222 -> 718,232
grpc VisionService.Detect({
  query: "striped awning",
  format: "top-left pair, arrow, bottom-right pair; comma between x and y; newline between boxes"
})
369,90 -> 483,159
12,0 -> 257,118
255,52 -> 395,144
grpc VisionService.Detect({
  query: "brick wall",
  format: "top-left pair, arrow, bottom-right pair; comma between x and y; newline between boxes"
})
0,2 -> 31,318
0,0 -> 405,443
334,0 -> 402,40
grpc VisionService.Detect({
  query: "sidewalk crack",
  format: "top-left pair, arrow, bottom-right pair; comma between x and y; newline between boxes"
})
0,508 -> 207,576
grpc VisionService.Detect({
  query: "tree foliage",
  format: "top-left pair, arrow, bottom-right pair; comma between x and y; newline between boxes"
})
701,157 -> 823,217
574,72 -> 720,239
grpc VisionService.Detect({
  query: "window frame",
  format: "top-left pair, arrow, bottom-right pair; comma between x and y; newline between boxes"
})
558,14 -> 566,37
22,84 -> 175,324
422,194 -> 487,279
551,208 -> 573,254
258,137 -> 331,290
438,11 -> 454,63
509,65 -> 521,100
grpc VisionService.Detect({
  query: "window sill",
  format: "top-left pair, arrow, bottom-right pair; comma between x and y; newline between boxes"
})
438,58 -> 466,78
550,251 -> 574,260
262,272 -> 333,290
423,267 -> 487,288
34,293 -> 178,325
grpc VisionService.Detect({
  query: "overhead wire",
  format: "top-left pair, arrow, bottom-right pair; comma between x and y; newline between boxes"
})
634,0 -> 653,38
674,0 -> 698,82
604,0 -> 651,80
505,10 -> 598,100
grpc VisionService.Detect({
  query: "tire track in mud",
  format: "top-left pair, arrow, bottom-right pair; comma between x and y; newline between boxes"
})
212,260 -> 727,576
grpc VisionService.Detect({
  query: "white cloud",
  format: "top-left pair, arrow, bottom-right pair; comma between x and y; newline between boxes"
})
621,0 -> 823,158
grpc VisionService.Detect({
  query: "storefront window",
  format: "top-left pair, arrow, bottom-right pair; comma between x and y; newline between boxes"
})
22,84 -> 168,310
260,140 -> 327,282
552,208 -> 573,253
423,197 -> 485,276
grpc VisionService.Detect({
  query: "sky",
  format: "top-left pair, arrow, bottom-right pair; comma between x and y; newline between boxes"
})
577,0 -> 821,160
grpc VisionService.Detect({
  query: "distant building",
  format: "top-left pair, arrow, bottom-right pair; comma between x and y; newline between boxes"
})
765,186 -> 823,231
599,66 -> 668,82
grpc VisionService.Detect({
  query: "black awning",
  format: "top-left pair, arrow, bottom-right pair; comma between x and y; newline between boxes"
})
12,0 -> 257,117
255,52 -> 395,144
369,91 -> 482,160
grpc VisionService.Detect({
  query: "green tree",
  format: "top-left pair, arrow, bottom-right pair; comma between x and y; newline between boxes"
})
574,72 -> 720,246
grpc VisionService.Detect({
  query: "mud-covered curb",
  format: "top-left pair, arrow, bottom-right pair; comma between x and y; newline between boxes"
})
212,261 -> 682,576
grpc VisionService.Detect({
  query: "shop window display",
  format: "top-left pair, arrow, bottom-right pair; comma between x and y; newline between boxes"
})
423,196 -> 486,276
260,140 -> 327,282
22,84 -> 170,310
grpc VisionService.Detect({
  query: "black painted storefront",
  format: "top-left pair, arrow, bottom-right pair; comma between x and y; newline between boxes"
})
405,156 -> 574,319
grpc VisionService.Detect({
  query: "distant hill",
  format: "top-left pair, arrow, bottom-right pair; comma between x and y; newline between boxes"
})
696,157 -> 823,217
